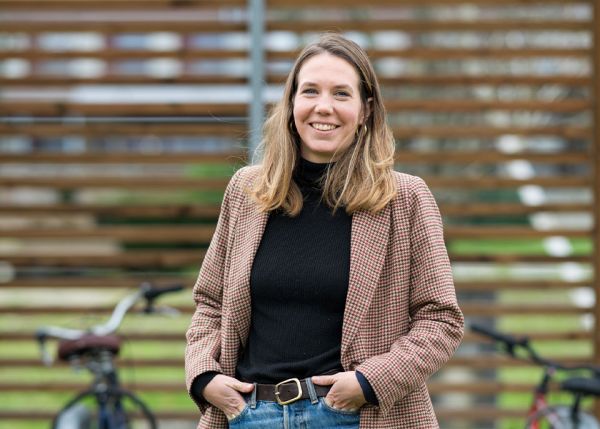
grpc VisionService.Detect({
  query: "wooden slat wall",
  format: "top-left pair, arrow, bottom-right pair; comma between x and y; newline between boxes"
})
0,1 -> 596,428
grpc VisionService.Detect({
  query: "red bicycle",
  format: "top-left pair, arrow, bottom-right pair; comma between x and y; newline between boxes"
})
471,323 -> 600,429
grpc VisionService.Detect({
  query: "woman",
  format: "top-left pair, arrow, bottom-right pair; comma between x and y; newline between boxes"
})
185,33 -> 463,429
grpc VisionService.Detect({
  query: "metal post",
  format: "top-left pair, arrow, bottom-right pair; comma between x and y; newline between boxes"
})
593,0 -> 600,420
248,0 -> 265,162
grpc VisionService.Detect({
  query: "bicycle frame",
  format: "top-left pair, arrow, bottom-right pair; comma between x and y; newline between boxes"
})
527,366 -> 561,429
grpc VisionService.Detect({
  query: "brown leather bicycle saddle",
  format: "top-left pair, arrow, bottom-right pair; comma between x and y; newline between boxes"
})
57,334 -> 121,361
561,377 -> 600,397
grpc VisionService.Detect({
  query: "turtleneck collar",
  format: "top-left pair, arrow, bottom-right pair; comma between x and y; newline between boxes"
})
294,157 -> 334,190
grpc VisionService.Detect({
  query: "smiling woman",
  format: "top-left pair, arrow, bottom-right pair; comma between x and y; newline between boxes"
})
185,33 -> 464,429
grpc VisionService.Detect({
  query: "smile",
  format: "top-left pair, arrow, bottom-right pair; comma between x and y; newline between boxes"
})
310,123 -> 339,131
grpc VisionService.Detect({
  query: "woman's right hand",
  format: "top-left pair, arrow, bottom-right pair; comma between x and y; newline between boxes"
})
203,374 -> 254,420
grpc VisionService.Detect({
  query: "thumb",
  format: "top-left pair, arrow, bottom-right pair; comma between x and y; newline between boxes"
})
312,375 -> 336,386
231,381 -> 254,393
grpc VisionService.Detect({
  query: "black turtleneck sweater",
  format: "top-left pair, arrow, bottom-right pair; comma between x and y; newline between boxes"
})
192,158 -> 377,405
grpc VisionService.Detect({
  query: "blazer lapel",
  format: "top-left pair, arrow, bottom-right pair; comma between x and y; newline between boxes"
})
341,204 -> 391,362
229,207 -> 268,347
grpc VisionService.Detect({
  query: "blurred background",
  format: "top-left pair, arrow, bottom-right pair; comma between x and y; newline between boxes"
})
0,0 -> 597,428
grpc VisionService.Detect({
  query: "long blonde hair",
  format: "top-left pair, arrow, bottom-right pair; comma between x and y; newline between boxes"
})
250,33 -> 397,216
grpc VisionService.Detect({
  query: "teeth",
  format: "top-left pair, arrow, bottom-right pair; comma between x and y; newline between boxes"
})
312,123 -> 337,131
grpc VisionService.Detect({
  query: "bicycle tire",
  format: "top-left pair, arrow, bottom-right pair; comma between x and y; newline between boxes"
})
525,405 -> 600,429
52,388 -> 157,429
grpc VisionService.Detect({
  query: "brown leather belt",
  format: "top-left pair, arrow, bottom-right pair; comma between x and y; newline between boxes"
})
254,378 -> 331,405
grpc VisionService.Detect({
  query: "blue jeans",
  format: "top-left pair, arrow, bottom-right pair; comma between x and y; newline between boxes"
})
228,378 -> 360,429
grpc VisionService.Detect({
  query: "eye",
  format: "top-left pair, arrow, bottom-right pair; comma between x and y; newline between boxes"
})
335,90 -> 350,97
302,88 -> 318,95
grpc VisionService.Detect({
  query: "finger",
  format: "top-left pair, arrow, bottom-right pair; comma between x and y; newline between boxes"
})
312,375 -> 336,385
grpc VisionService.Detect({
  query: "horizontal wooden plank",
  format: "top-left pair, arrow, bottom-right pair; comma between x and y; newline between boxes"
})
0,124 -> 591,140
464,330 -> 593,341
267,20 -> 592,32
0,0 -> 589,9
2,250 -> 205,268
0,102 -> 248,116
0,0 -> 244,8
439,202 -> 592,215
396,151 -> 590,164
385,99 -> 591,112
1,100 -> 590,116
455,280 -> 591,291
0,122 -> 248,137
0,123 -> 592,140
448,355 -> 593,369
0,75 -> 590,87
0,381 -> 186,392
0,151 -> 588,165
444,226 -> 591,238
0,152 -> 247,164
449,254 -> 591,263
0,302 -> 590,315
0,408 -> 540,422
1,47 -> 591,61
0,21 -> 248,32
0,202 -> 590,218
3,276 -> 191,288
426,176 -> 592,188
0,332 -> 184,341
0,358 -> 183,368
0,175 -> 590,189
0,225 -> 590,241
271,0 -> 592,4
393,125 -> 592,139
1,329 -> 590,343
0,226 -> 215,241
0,176 -> 230,189
2,254 -> 592,269
461,302 -> 592,315
1,20 -> 590,33
0,204 -> 221,217
3,277 -> 590,292
0,379 -> 558,394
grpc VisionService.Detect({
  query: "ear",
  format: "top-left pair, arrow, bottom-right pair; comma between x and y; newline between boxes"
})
361,97 -> 373,124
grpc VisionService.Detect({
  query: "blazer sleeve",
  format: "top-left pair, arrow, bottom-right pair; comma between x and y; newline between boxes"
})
184,169 -> 243,412
356,175 -> 464,416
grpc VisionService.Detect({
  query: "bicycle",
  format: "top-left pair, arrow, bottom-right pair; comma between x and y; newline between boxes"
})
470,323 -> 600,429
36,282 -> 184,429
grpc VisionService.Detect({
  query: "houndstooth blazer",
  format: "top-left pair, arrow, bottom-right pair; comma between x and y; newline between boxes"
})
185,165 -> 464,429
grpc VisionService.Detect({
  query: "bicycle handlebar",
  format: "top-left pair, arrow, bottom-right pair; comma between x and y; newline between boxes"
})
36,282 -> 184,365
470,322 -> 600,376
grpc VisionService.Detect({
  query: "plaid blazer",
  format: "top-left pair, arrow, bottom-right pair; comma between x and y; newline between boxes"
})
185,165 -> 464,429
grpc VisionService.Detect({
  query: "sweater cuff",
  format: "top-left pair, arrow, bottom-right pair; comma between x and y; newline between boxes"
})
191,371 -> 220,404
356,370 -> 379,405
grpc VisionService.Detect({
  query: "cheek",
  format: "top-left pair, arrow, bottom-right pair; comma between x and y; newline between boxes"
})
293,100 -> 309,123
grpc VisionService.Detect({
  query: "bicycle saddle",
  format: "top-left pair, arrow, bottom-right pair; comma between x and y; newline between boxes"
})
57,334 -> 121,361
561,377 -> 600,398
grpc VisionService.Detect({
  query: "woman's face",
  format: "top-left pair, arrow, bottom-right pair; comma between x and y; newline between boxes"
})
293,52 -> 367,163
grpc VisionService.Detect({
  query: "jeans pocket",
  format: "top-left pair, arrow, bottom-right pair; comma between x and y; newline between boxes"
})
227,403 -> 250,425
319,398 -> 360,415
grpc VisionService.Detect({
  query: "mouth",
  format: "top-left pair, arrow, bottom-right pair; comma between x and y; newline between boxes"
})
310,122 -> 339,132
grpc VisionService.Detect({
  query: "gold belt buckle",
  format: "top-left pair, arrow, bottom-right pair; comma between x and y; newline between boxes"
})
274,378 -> 302,405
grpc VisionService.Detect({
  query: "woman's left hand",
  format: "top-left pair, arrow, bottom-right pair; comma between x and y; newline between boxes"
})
312,371 -> 367,412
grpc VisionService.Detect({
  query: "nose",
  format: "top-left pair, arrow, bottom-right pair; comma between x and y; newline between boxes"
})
314,95 -> 333,115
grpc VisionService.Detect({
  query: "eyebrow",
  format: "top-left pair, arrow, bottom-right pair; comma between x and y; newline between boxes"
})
299,81 -> 354,92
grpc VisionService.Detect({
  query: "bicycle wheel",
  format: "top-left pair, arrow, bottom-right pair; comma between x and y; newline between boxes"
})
52,388 -> 157,429
526,406 -> 600,429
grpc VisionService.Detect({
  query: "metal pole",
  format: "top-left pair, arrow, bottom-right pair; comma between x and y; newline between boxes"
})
248,0 -> 265,163
593,0 -> 600,420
